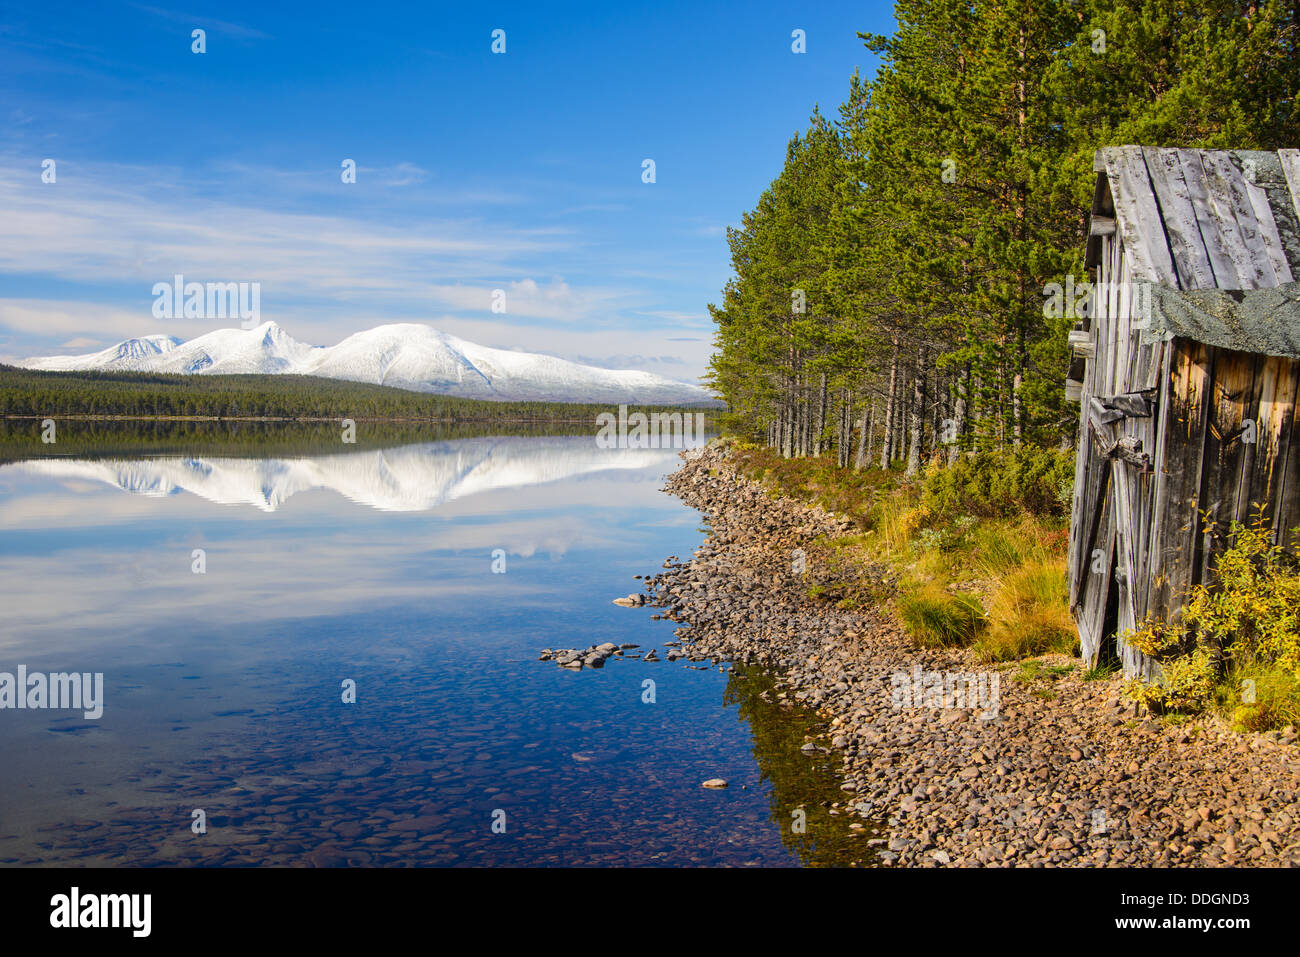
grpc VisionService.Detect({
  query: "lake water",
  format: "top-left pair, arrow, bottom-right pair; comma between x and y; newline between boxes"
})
0,426 -> 872,867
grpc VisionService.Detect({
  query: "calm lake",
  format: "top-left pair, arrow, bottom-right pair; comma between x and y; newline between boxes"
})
0,423 -> 871,867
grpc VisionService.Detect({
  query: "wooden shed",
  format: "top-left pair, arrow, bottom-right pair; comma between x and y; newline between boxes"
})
1066,146 -> 1300,678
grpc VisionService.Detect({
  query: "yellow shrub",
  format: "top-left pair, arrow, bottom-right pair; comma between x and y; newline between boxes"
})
1124,647 -> 1216,713
1123,518 -> 1300,717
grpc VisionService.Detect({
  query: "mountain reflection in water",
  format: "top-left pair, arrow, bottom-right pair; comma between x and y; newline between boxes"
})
3,435 -> 698,512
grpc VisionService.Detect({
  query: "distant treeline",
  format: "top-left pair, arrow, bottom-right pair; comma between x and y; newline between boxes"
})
0,417 -> 608,464
0,365 -> 714,422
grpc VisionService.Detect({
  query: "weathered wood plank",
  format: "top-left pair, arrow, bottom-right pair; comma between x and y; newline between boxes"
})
1100,392 -> 1153,417
1143,336 -> 1166,393
1071,426 -> 1112,603
1105,146 -> 1179,285
1139,339 -> 1175,623
1126,338 -> 1159,614
1112,475 -> 1146,676
1079,469 -> 1117,666
1152,341 -> 1214,619
1068,327 -> 1094,357
1112,256 -> 1131,397
1272,357 -> 1300,551
1201,151 -> 1275,289
1196,347 -> 1251,586
1090,215 -> 1117,237
1073,420 -> 1113,595
1105,235 -> 1119,324
1243,160 -> 1294,284
1245,355 -> 1290,533
1069,293 -> 1106,607
1090,396 -> 1125,428
1227,352 -> 1268,530
1179,149 -> 1244,288
1143,147 -> 1217,290
1278,149 -> 1300,228
1112,459 -> 1139,627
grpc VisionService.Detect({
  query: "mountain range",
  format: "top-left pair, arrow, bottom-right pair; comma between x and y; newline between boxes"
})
17,322 -> 713,405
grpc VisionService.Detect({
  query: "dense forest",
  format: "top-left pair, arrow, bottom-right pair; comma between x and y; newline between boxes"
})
0,365 -> 710,423
0,417 -> 610,464
707,0 -> 1300,469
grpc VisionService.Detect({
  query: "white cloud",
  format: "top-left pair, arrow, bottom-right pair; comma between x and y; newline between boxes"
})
428,278 -> 629,322
0,298 -> 158,341
0,158 -> 565,296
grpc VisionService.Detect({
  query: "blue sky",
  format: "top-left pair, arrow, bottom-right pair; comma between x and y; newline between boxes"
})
0,1 -> 888,380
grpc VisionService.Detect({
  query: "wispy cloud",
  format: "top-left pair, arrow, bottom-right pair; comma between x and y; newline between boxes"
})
0,299 -> 160,348
428,278 -> 631,323
638,310 -> 710,324
0,157 -> 576,319
130,4 -> 271,40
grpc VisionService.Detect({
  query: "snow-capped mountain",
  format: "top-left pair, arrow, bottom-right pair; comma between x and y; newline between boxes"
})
17,322 -> 713,405
7,435 -> 696,512
26,333 -> 185,370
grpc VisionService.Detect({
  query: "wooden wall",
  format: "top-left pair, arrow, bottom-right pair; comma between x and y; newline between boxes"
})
1147,344 -> 1300,618
1071,274 -> 1300,676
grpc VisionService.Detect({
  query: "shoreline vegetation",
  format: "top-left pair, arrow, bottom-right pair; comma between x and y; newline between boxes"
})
645,442 -> 1300,866
717,438 -> 1300,732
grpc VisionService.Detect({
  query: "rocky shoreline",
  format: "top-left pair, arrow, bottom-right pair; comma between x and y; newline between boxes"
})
637,443 -> 1300,867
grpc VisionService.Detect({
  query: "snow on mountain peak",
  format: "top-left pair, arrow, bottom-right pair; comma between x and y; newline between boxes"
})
17,323 -> 713,405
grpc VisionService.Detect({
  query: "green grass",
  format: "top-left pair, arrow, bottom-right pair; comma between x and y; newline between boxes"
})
1215,663 -> 1300,733
1013,660 -> 1075,699
727,441 -> 1078,670
896,588 -> 987,648
1083,661 -> 1120,681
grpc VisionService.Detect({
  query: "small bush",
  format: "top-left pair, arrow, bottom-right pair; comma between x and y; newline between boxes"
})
1124,647 -> 1217,713
921,446 -> 1075,519
897,588 -> 986,648
1123,518 -> 1300,723
1216,664 -> 1300,733
913,514 -> 978,554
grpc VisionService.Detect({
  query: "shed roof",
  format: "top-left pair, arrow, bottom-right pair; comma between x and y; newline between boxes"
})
1088,147 -> 1300,358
